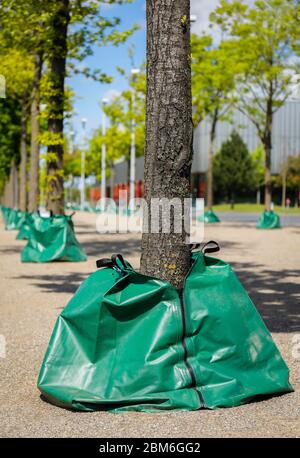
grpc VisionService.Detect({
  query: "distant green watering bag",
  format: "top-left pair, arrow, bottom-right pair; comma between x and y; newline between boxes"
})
257,210 -> 281,229
1,206 -> 11,225
4,208 -> 26,231
38,242 -> 292,412
197,209 -> 220,224
21,214 -> 87,263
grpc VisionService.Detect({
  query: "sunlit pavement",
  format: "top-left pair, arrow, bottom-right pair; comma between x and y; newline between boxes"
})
0,211 -> 299,438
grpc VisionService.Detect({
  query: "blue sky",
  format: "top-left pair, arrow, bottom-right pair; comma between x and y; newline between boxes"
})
67,0 -> 220,142
67,0 -> 146,142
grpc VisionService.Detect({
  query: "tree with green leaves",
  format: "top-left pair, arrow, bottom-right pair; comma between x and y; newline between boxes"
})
0,97 -> 21,203
42,0 -> 138,214
0,1 -> 50,211
211,0 -> 300,210
0,44 -> 34,210
0,0 -> 137,213
213,131 -> 255,207
87,68 -> 145,195
191,34 -> 237,208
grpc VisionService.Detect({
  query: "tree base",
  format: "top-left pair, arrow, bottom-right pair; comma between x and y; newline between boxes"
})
38,249 -> 292,412
21,214 -> 87,262
256,210 -> 281,229
197,209 -> 221,223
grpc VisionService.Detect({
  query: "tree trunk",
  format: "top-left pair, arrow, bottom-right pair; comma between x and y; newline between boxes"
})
263,136 -> 272,211
19,100 -> 28,212
46,0 -> 70,215
3,179 -> 11,208
206,109 -> 218,209
28,52 -> 43,213
8,160 -> 18,208
263,82 -> 273,211
140,0 -> 193,290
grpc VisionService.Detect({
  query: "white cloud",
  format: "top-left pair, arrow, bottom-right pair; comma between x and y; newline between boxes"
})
102,88 -> 121,101
190,0 -> 255,37
190,0 -> 220,36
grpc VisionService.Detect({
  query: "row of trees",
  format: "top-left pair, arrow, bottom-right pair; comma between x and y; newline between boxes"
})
82,0 -> 299,211
0,0 -> 136,213
0,0 -> 299,288
1,0 -> 299,215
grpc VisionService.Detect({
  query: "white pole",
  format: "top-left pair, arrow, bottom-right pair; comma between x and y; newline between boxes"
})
101,99 -> 108,211
80,118 -> 87,210
129,69 -> 140,211
129,92 -> 136,210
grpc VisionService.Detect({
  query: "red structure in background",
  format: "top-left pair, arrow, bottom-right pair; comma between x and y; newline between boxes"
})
90,188 -> 100,202
198,181 -> 206,198
90,180 -> 205,202
92,179 -> 202,203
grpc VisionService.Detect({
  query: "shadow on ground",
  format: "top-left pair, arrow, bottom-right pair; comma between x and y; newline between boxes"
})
13,261 -> 300,333
14,272 -> 87,296
81,236 -> 141,258
233,262 -> 300,333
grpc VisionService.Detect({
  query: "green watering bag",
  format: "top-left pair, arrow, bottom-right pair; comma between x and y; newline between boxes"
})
1,206 -> 11,226
16,212 -> 49,240
4,208 -> 26,231
257,210 -> 281,229
16,212 -> 34,240
38,242 -> 292,412
21,214 -> 87,263
197,209 -> 220,224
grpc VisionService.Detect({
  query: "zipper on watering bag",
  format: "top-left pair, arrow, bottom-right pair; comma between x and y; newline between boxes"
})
178,289 -> 205,409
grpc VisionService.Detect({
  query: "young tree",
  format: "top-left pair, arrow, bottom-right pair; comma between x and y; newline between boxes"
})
44,0 -> 70,214
213,131 -> 255,207
88,69 -> 146,193
0,0 -> 137,214
0,97 -> 21,202
191,35 -> 237,208
42,0 -> 138,214
0,1 -> 48,212
0,43 -> 34,210
211,0 -> 300,210
140,1 -> 193,289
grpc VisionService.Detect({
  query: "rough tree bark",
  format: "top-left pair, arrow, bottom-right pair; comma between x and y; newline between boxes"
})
140,0 -> 193,289
206,108 -> 218,209
19,100 -> 29,212
46,0 -> 70,215
28,52 -> 43,213
263,87 -> 273,211
263,132 -> 272,211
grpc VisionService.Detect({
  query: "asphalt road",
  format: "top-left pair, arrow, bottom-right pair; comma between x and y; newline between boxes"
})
0,212 -> 299,437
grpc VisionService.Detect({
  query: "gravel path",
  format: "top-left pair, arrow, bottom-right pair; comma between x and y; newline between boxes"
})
0,212 -> 299,438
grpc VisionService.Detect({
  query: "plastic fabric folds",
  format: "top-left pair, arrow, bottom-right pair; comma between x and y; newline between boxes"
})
256,210 -> 281,229
197,209 -> 220,224
21,214 -> 87,262
38,247 -> 292,412
2,208 -> 26,231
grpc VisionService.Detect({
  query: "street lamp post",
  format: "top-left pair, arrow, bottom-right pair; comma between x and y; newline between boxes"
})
80,118 -> 87,210
129,68 -> 140,210
69,131 -> 75,205
101,98 -> 109,211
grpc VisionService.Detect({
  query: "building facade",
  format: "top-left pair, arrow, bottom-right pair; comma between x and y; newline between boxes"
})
109,100 -> 300,200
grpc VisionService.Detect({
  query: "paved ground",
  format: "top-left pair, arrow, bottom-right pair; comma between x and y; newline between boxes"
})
0,211 -> 299,438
